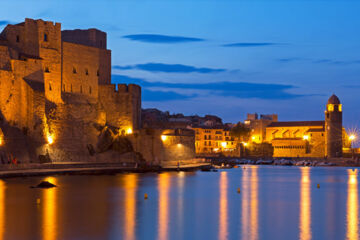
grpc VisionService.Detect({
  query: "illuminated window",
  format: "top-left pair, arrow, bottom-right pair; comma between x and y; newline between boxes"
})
339,104 -> 342,112
328,104 -> 334,112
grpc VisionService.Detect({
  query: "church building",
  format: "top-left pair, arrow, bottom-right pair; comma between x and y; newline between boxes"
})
264,95 -> 349,158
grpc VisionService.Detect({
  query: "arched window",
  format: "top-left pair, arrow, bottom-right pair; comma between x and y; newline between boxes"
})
73,67 -> 77,74
44,33 -> 48,42
16,35 -> 20,43
44,67 -> 50,73
80,85 -> 83,93
49,83 -> 52,91
85,69 -> 89,75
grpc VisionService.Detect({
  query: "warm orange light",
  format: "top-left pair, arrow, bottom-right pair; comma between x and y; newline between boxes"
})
252,136 -> 256,140
126,128 -> 133,135
349,135 -> 356,141
214,148 -> 219,152
161,135 -> 167,141
221,142 -> 227,148
0,138 -> 3,146
242,142 -> 248,147
47,135 -> 54,145
303,135 -> 309,140
347,169 -> 359,240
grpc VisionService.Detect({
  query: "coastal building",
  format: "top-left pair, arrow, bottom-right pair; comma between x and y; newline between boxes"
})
263,95 -> 349,158
0,18 -> 195,164
192,126 -> 240,157
245,113 -> 278,143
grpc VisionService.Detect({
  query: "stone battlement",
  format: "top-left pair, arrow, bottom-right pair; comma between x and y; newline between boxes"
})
99,84 -> 141,95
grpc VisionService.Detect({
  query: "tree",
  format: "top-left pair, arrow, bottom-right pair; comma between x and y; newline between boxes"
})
230,123 -> 251,141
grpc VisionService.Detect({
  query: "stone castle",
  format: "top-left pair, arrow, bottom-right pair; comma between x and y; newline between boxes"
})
0,18 -> 195,164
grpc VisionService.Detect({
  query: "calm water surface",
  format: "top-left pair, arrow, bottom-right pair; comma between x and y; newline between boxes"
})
0,166 -> 359,240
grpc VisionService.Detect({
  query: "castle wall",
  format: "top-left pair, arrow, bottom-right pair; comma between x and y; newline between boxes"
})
62,42 -> 103,100
130,128 -> 195,164
0,46 -> 11,70
98,84 -> 141,131
62,29 -> 107,49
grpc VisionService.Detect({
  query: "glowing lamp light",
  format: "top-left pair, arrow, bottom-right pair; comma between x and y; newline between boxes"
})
349,135 -> 356,141
161,135 -> 167,141
303,135 -> 309,140
214,148 -> 219,152
242,142 -> 248,147
221,142 -> 227,148
0,138 -> 3,146
126,128 -> 133,135
47,135 -> 54,145
252,136 -> 256,140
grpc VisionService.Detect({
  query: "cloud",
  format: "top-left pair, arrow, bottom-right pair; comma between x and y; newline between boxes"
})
0,20 -> 11,26
277,57 -> 360,65
112,63 -> 226,73
222,42 -> 278,47
111,74 -> 309,102
123,34 -> 204,43
276,57 -> 306,63
313,59 -> 360,65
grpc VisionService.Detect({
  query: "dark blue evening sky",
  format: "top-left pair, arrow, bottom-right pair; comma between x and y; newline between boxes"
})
1,0 -> 360,132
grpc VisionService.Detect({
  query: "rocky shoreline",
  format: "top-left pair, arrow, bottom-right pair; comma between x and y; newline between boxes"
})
211,157 -> 360,168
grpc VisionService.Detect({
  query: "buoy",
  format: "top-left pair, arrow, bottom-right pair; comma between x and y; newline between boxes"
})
317,184 -> 320,189
36,198 -> 41,204
144,193 -> 148,200
237,188 -> 241,193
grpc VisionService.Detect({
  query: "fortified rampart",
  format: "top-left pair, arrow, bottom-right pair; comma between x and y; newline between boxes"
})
0,18 -> 195,164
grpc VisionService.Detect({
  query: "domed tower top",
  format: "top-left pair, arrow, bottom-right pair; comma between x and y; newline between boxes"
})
327,94 -> 341,105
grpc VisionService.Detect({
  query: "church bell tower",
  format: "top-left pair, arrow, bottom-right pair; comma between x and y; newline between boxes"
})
325,94 -> 343,158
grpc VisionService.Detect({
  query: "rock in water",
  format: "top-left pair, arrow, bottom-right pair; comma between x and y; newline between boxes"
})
32,181 -> 56,188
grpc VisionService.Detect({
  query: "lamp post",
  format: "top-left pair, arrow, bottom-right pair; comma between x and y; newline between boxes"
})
349,135 -> 356,159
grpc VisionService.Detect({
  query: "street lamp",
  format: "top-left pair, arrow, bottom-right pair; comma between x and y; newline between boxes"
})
349,134 -> 356,159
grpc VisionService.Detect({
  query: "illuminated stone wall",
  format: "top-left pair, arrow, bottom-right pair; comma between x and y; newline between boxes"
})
0,18 -> 143,163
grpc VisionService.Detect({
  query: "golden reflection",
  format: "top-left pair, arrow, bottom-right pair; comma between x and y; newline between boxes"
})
219,171 -> 228,240
299,167 -> 312,240
42,177 -> 57,240
347,169 -> 358,240
158,173 -> 170,240
0,180 -> 5,240
123,174 -> 138,240
177,171 -> 185,235
241,166 -> 259,240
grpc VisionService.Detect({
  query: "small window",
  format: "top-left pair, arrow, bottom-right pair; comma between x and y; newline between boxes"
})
44,34 -> 48,42
97,70 -> 99,76
44,67 -> 50,73
16,35 -> 19,43
80,85 -> 82,93
73,67 -> 77,74
85,69 -> 89,75
49,83 -> 52,91
89,86 -> 92,94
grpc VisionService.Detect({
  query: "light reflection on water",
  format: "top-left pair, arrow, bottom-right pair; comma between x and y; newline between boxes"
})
0,166 -> 358,239
299,167 -> 311,240
241,166 -> 258,240
347,169 -> 358,240
42,177 -> 57,240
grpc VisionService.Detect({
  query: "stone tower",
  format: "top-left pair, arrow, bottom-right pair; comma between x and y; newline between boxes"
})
325,94 -> 342,158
